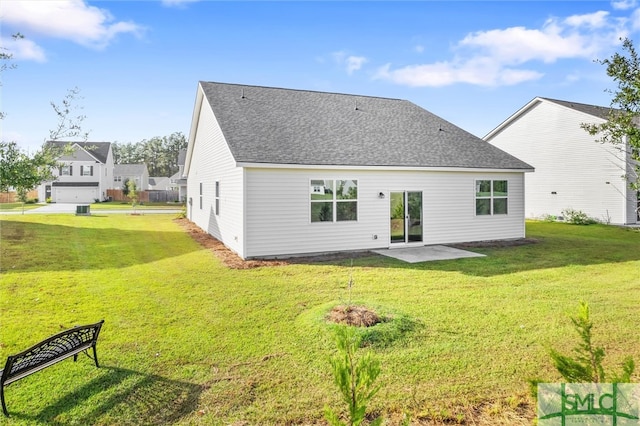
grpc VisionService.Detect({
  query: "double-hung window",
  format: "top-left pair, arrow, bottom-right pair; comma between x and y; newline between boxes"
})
81,165 -> 93,176
476,180 -> 508,215
60,165 -> 72,176
310,179 -> 358,222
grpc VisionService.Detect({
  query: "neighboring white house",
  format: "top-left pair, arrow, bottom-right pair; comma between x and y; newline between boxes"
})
484,97 -> 639,225
185,82 -> 534,259
149,176 -> 172,190
169,149 -> 188,202
40,141 -> 115,203
114,164 -> 150,191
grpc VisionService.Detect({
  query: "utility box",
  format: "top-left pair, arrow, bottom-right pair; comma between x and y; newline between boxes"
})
76,205 -> 91,216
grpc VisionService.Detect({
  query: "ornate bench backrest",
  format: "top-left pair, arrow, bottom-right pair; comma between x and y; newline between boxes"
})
1,320 -> 104,384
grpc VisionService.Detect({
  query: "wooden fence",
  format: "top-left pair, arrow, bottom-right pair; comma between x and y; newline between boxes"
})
0,190 -> 39,203
106,189 -> 180,203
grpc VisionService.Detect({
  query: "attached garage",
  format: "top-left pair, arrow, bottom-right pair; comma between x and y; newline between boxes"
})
52,183 -> 99,203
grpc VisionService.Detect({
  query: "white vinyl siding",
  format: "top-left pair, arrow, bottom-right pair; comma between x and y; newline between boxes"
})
186,93 -> 244,257
244,168 -> 525,258
486,99 -> 637,224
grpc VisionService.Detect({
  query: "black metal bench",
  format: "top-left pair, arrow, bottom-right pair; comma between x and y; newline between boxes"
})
0,320 -> 104,416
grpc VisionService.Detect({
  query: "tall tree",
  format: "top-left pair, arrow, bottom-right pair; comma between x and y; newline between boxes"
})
0,142 -> 60,212
112,132 -> 187,176
582,37 -> 640,192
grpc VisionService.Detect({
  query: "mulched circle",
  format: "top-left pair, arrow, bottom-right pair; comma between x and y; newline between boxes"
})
326,305 -> 382,327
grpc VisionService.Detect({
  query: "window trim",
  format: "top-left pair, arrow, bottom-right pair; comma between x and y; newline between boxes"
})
60,165 -> 72,176
475,179 -> 508,216
81,165 -> 93,176
310,179 -> 358,223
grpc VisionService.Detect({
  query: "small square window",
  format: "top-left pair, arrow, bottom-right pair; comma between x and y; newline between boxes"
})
475,180 -> 508,216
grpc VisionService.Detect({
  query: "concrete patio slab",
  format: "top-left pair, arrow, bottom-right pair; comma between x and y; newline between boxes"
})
372,245 -> 486,263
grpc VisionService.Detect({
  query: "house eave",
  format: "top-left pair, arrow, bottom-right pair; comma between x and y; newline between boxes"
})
236,161 -> 534,173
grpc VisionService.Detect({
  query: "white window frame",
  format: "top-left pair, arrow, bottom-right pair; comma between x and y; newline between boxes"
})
60,165 -> 72,176
81,165 -> 93,176
310,179 -> 358,223
475,179 -> 508,216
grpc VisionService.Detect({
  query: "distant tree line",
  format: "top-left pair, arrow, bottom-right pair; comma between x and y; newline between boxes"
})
113,132 -> 187,177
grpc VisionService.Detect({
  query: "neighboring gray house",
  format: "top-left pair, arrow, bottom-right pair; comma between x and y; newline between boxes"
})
185,82 -> 533,259
40,141 -> 115,203
170,149 -> 188,202
149,176 -> 172,190
485,97 -> 639,225
114,163 -> 150,191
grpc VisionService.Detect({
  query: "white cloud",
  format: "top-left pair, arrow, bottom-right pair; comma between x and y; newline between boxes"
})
459,22 -> 603,64
1,0 -> 144,50
631,8 -> 640,30
414,45 -> 425,53
374,60 -> 542,88
1,36 -> 46,62
564,11 -> 610,28
346,56 -> 367,75
375,10 -> 623,88
332,51 -> 368,75
612,0 -> 637,10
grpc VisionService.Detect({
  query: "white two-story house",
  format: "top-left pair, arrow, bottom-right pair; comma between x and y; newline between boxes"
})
40,141 -> 115,203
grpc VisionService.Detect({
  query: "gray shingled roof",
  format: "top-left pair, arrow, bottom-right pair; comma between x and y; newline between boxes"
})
114,164 -> 147,175
47,141 -> 111,164
200,82 -> 533,170
541,97 -> 613,120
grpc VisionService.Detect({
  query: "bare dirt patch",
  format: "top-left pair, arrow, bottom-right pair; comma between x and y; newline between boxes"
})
326,305 -> 382,327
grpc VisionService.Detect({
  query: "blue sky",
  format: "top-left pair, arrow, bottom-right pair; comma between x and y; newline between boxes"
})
2,1 -> 638,154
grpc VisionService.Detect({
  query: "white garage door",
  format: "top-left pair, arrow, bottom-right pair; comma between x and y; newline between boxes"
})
55,187 -> 98,203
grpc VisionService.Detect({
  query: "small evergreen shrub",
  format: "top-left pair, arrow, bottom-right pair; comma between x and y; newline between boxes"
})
529,302 -> 635,397
324,326 -> 383,426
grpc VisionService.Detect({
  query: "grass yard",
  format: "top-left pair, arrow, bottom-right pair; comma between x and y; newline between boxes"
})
0,203 -> 41,212
0,215 -> 639,425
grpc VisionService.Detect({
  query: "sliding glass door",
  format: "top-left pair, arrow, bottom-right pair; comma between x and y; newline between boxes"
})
390,191 -> 423,244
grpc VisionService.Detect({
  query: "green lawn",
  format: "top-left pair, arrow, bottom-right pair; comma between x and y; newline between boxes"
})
0,216 -> 638,425
0,203 -> 41,212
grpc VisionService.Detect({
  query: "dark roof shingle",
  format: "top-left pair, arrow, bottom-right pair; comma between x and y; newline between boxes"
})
200,82 -> 533,170
47,141 -> 111,164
